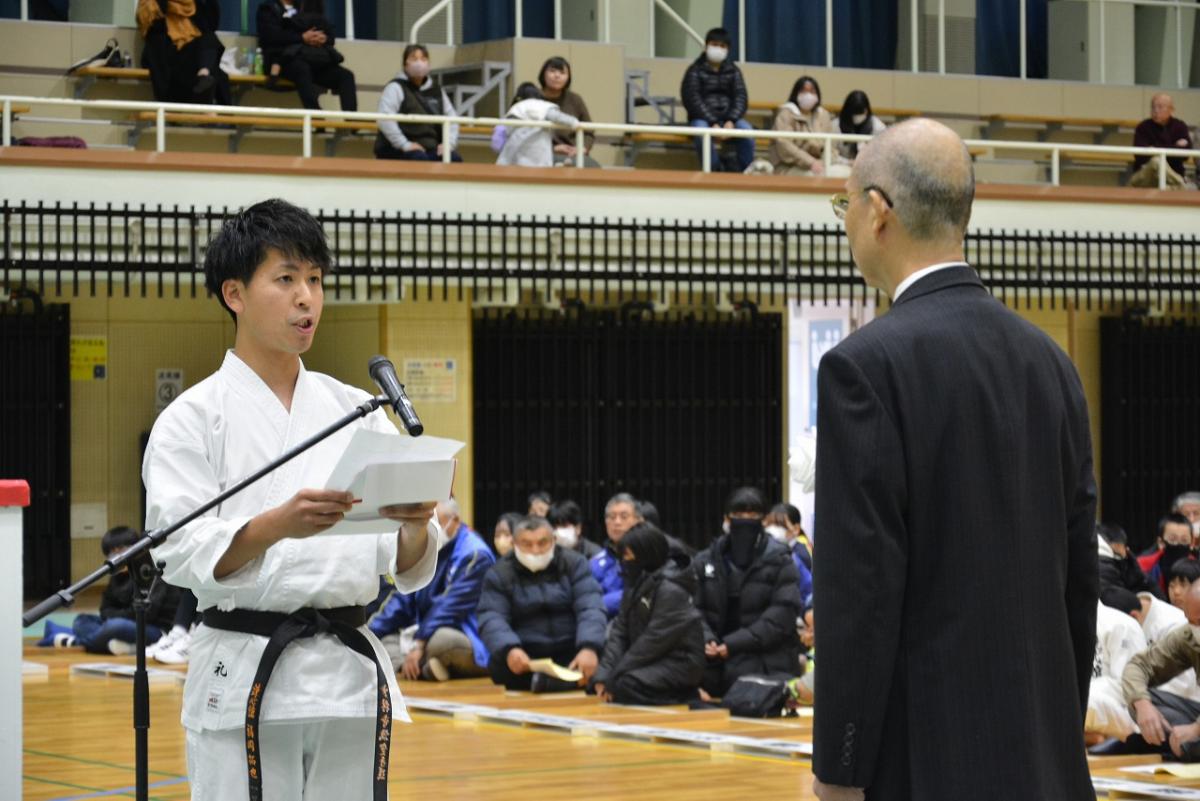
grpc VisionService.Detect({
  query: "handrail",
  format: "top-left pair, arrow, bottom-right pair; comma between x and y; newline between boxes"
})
410,0 -> 454,46
653,0 -> 705,53
3,95 -> 1198,188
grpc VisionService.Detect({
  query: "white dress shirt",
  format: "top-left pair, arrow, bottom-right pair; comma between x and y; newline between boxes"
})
891,261 -> 968,302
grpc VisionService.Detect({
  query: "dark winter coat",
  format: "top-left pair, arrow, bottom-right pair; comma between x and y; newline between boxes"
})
256,0 -> 337,69
102,571 -> 181,631
593,552 -> 705,700
680,54 -> 748,125
477,547 -> 607,660
693,533 -> 802,694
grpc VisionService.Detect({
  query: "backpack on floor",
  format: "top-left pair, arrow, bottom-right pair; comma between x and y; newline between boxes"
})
719,674 -> 791,718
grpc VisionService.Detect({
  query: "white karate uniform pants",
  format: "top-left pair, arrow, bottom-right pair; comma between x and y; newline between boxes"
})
185,718 -> 381,801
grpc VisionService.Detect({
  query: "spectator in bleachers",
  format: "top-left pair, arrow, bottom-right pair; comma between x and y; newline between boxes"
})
1175,491 -> 1200,542
1130,93 -> 1191,189
1169,559 -> 1200,610
257,0 -> 357,113
681,27 -> 753,173
693,487 -> 802,697
591,523 -> 705,705
835,90 -> 887,163
492,511 -> 522,558
477,516 -> 607,692
537,56 -> 599,168
1139,513 -> 1194,594
768,76 -> 833,176
374,44 -> 461,163
1098,522 -> 1161,598
137,0 -> 231,106
368,499 -> 494,681
763,504 -> 813,609
591,492 -> 644,618
548,499 -> 602,558
493,83 -> 580,168
527,490 -> 552,518
1086,594 -> 1147,743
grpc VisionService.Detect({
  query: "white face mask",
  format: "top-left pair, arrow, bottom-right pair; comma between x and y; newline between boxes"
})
407,60 -> 430,81
765,525 -> 790,544
1193,520 -> 1200,538
852,112 -> 868,126
553,526 -> 579,549
706,45 -> 728,64
515,546 -> 554,573
797,92 -> 819,112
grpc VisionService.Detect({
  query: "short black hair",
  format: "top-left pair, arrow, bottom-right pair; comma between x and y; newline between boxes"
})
1160,512 -> 1191,538
1096,521 -> 1128,547
512,81 -> 543,105
1100,586 -> 1141,615
787,75 -> 821,109
620,522 -> 670,573
495,511 -> 523,535
637,499 -> 661,528
548,499 -> 583,528
538,56 -> 572,93
203,199 -> 332,322
726,486 -> 767,517
770,503 -> 802,527
1170,558 -> 1200,584
704,27 -> 731,47
528,490 -> 552,507
403,44 -> 429,64
101,525 -> 139,557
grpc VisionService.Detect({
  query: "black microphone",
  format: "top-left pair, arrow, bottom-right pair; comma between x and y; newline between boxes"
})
368,355 -> 424,437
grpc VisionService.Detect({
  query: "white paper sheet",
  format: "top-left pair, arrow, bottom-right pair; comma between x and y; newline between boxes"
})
321,429 -> 463,535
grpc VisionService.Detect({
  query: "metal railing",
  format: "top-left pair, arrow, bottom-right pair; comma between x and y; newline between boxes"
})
3,202 -> 1199,312
5,95 -> 1200,187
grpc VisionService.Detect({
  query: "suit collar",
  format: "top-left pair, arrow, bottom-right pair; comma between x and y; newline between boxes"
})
890,263 -> 983,306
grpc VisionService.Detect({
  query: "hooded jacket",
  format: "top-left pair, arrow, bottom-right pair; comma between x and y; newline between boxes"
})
593,551 -> 705,696
592,534 -> 696,619
680,53 -> 748,125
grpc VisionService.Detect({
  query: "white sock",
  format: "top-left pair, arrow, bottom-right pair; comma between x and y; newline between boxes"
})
107,639 -> 135,656
53,633 -> 76,648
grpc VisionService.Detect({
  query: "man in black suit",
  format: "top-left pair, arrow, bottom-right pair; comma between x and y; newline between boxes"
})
812,119 -> 1098,801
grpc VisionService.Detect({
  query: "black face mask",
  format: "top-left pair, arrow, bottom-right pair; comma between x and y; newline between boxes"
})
727,518 -> 762,570
1163,544 -> 1191,574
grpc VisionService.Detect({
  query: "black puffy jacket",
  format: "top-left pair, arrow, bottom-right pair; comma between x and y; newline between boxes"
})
693,533 -> 802,695
476,547 -> 607,661
681,54 -> 748,125
593,552 -> 705,700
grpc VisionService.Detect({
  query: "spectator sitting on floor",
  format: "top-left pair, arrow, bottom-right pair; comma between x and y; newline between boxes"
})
257,0 -> 356,112
592,523 -> 705,705
493,511 -> 522,558
537,56 -> 599,168
137,0 -> 231,106
375,43 -> 461,163
1122,582 -> 1200,760
527,490 -> 552,518
693,487 -> 802,698
1130,93 -> 1192,189
681,27 -> 753,173
768,75 -> 832,176
493,83 -> 579,168
477,516 -> 606,692
591,492 -> 644,619
548,499 -> 602,559
1098,522 -> 1161,599
763,503 -> 813,608
835,89 -> 887,164
39,526 -> 180,655
1086,593 -> 1148,743
1107,585 -> 1200,703
368,499 -> 495,681
1169,559 -> 1200,610
1139,513 -> 1194,594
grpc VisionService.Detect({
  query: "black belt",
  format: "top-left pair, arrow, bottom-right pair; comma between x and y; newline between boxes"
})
202,606 -> 391,801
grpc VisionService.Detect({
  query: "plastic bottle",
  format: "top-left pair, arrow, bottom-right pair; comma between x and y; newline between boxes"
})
254,47 -> 264,76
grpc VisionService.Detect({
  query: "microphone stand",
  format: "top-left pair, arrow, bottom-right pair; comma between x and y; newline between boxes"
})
22,395 -> 391,801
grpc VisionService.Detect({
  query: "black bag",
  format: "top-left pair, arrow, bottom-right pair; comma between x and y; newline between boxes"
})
66,38 -> 126,75
719,674 -> 791,718
281,43 -> 344,67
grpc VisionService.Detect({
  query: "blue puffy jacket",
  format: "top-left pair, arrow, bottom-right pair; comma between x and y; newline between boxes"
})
368,526 -> 496,668
792,542 -> 813,609
590,542 -> 625,619
476,547 -> 607,662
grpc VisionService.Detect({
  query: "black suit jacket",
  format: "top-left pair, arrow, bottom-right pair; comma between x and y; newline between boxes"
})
812,265 -> 1098,800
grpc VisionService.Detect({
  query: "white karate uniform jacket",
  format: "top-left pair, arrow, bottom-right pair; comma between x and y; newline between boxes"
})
1088,600 -> 1147,739
144,352 -> 439,731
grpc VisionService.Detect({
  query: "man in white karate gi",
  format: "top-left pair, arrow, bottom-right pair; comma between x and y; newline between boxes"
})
144,198 -> 440,800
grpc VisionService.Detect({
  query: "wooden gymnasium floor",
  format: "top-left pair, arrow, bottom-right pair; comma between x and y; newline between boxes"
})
20,644 -> 1200,801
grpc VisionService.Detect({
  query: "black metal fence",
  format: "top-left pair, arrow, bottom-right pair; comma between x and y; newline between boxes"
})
3,201 -> 1199,310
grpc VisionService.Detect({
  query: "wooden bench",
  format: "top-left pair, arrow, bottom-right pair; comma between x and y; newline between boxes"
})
73,64 -> 293,100
983,113 -> 1140,144
623,129 -> 779,167
747,101 -> 922,122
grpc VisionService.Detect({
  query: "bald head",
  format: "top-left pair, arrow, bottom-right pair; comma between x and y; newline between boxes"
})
851,118 -> 975,243
1184,581 -> 1200,624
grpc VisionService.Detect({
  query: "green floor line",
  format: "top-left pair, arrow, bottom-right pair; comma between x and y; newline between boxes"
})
23,748 -> 185,779
400,755 -> 711,783
23,773 -> 177,801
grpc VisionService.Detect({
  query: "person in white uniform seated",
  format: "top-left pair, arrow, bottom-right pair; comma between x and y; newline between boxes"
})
143,198 -> 441,801
1086,592 -> 1147,743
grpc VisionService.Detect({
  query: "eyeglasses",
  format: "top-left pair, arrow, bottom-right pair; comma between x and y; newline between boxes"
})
830,185 -> 895,221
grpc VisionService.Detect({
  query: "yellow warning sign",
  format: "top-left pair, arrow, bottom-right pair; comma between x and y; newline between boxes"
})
70,336 -> 108,381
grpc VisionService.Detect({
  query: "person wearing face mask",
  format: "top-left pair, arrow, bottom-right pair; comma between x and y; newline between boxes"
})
681,27 -> 754,173
1097,522 -> 1162,600
590,523 -> 705,705
476,516 -> 607,692
492,511 -> 521,558
1139,513 -> 1195,595
691,487 -> 802,698
368,498 -> 495,681
375,43 -> 462,162
768,76 -> 832,177
548,499 -> 602,558
764,503 -> 813,609
1122,582 -> 1200,761
835,90 -> 886,164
